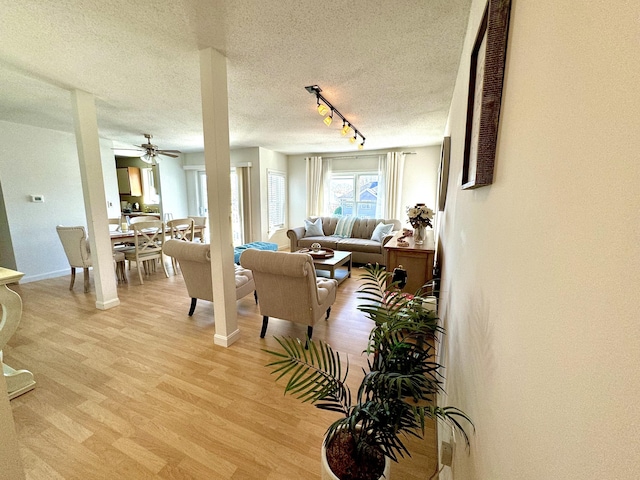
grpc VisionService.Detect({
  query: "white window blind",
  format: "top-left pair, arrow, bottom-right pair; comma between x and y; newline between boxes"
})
268,170 -> 286,233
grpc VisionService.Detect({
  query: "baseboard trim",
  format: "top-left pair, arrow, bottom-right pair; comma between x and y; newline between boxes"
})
95,298 -> 120,310
214,328 -> 241,347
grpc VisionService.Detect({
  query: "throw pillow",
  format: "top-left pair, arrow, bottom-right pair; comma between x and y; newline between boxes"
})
370,222 -> 394,243
333,216 -> 357,238
304,218 -> 324,237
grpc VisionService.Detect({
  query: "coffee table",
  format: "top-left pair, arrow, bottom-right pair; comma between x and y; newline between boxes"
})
310,250 -> 352,286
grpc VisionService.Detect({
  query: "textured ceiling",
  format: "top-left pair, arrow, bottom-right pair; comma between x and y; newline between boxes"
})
0,0 -> 471,155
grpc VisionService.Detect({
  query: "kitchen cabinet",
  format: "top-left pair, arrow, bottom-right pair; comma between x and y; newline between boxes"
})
117,167 -> 142,196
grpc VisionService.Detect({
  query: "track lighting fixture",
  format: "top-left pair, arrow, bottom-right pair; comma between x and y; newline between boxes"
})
305,85 -> 366,149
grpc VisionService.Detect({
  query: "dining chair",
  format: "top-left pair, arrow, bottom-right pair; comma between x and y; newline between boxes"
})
188,216 -> 207,243
129,215 -> 160,224
166,218 -> 195,272
122,220 -> 169,284
56,225 -> 127,292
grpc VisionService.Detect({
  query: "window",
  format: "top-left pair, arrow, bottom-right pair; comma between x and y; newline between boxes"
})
230,169 -> 243,246
268,170 -> 286,234
142,167 -> 159,205
328,172 -> 379,218
196,169 -> 244,246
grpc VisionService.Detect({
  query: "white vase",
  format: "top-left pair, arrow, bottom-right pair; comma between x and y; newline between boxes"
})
321,435 -> 391,480
414,226 -> 426,245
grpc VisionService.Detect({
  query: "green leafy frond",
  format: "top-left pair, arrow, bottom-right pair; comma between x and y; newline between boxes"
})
264,337 -> 351,416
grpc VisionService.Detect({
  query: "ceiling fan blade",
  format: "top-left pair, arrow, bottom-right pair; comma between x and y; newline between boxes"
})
113,148 -> 145,157
158,152 -> 179,158
158,149 -> 182,154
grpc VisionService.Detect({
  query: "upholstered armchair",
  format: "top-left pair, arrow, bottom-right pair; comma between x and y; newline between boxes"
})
239,249 -> 338,340
163,239 -> 255,316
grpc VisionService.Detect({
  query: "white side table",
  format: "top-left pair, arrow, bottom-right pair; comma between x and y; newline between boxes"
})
0,267 -> 35,399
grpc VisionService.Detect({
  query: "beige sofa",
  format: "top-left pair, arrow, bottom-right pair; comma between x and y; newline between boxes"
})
287,217 -> 401,266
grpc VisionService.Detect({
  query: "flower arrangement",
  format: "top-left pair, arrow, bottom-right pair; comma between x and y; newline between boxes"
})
407,203 -> 434,229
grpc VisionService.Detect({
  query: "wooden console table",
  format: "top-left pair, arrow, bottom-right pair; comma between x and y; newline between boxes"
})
384,230 -> 436,294
0,268 -> 36,399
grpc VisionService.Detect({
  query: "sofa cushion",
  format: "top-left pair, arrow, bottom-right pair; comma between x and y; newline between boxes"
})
337,238 -> 383,254
333,216 -> 357,238
304,217 -> 324,237
350,217 -> 384,239
370,222 -> 394,242
297,237 -> 339,250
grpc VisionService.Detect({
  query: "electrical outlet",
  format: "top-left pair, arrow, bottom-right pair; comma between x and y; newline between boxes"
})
441,441 -> 453,467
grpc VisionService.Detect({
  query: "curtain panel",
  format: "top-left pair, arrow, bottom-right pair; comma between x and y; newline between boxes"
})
383,152 -> 405,220
305,156 -> 323,217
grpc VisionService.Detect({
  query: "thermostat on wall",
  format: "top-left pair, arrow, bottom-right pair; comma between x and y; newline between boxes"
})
30,195 -> 44,203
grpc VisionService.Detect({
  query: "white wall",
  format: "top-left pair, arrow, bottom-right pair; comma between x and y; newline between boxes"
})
287,146 -> 441,230
158,155 -> 188,219
438,1 -> 640,478
0,121 -> 119,282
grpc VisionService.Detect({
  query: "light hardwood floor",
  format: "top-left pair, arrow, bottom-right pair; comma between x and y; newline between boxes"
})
5,263 -> 438,479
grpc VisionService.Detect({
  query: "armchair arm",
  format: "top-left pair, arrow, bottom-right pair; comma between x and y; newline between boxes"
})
287,226 -> 305,252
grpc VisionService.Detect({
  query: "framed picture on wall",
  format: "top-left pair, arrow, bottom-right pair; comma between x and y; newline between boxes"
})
462,0 -> 512,189
437,136 -> 451,211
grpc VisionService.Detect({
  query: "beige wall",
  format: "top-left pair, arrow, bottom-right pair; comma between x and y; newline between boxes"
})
438,1 -> 640,478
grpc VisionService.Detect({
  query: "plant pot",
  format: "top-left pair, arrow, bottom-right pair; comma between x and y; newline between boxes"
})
321,433 -> 391,480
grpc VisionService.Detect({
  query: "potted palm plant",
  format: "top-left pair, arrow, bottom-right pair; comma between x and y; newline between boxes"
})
265,264 -> 473,480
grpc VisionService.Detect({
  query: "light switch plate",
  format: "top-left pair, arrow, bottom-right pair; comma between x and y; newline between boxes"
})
30,195 -> 44,203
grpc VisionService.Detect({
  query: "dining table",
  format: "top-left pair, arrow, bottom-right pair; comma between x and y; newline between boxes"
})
109,224 -> 205,247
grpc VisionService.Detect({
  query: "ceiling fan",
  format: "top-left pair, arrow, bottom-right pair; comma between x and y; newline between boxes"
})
114,134 -> 181,165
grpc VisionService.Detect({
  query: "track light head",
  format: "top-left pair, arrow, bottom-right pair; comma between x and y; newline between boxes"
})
324,111 -> 333,126
341,123 -> 351,136
317,102 -> 329,116
350,135 -> 357,144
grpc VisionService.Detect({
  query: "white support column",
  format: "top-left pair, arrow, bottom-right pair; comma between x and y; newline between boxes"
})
71,90 -> 120,310
199,48 -> 240,347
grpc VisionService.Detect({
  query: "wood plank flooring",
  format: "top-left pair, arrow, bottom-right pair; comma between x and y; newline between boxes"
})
4,264 -> 438,479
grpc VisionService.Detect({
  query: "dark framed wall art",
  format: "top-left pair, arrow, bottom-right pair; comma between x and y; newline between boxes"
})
437,136 -> 451,211
462,0 -> 512,189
